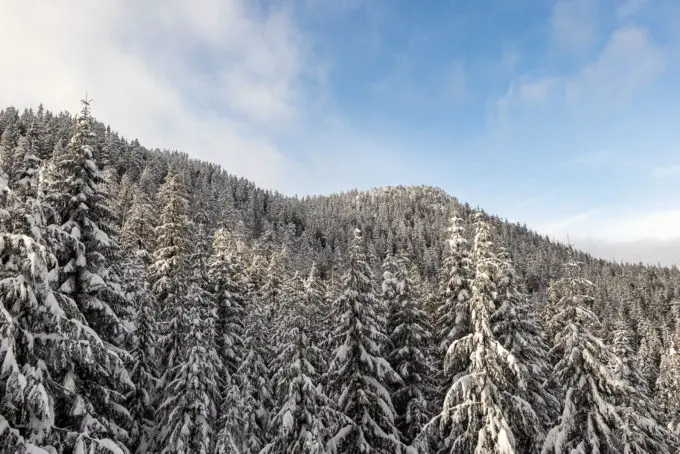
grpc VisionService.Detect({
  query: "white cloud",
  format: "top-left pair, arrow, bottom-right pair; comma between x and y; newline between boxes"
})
0,0 -> 316,189
566,26 -> 666,103
550,0 -> 599,55
534,208 -> 680,265
495,75 -> 561,119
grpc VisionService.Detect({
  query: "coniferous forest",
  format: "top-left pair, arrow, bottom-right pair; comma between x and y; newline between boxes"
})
1,100 -> 679,453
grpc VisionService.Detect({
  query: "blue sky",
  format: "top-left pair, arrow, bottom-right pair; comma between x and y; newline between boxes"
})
1,0 -> 680,263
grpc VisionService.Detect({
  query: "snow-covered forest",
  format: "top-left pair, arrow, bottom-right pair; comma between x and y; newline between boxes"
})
1,100 -> 679,453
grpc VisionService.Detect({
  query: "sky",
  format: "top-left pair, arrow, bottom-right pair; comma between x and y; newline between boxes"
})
1,0 -> 679,265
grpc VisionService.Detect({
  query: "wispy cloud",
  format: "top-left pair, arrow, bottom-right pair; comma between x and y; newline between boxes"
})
550,0 -> 599,55
565,26 -> 666,103
0,0 -> 324,190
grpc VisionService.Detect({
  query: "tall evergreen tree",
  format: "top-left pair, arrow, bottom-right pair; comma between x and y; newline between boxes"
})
148,172 -> 191,374
208,228 -> 247,377
44,97 -> 130,343
384,253 -> 435,444
492,247 -> 558,451
435,213 -> 535,454
0,231 -> 134,452
542,262 -> 676,454
434,214 -> 473,392
326,228 -> 405,454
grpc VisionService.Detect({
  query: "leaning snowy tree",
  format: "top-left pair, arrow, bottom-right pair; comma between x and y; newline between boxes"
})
384,253 -> 435,444
542,261 -> 677,454
325,228 -> 406,454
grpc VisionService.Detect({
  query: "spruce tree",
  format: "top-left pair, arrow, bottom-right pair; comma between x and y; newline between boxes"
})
208,228 -> 247,377
326,228 -> 405,454
435,214 -> 473,392
384,253 -> 434,444
437,213 -> 535,453
492,247 -> 558,451
148,172 -> 191,373
44,97 -> 130,344
0,232 -> 134,452
154,305 -> 221,453
542,262 -> 677,454
262,325 -> 339,454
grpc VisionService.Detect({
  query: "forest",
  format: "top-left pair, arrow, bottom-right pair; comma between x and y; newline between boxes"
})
1,100 -> 679,453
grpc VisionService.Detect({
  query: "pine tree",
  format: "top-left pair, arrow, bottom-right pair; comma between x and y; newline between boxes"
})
384,253 -> 434,443
542,262 -> 677,454
434,214 -> 473,392
492,247 -> 558,451
656,345 -> 680,435
436,213 -> 535,454
208,228 -> 247,377
236,321 -> 274,452
44,97 -> 130,344
0,232 -> 135,452
154,305 -> 221,453
148,172 -> 191,373
262,326 -> 339,454
120,184 -> 156,252
128,280 -> 159,454
326,228 -> 405,454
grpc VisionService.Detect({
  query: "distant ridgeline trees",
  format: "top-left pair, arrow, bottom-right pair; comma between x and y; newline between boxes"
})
1,101 -> 679,453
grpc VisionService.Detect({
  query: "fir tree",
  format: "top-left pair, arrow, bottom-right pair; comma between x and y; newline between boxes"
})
148,172 -> 191,373
262,326 -> 339,454
0,232 -> 134,452
326,228 -> 405,454
44,97 -> 130,343
384,253 -> 435,444
491,247 -> 558,451
208,228 -> 247,377
542,262 -> 677,454
434,214 -> 473,392
154,305 -> 221,453
436,213 -> 535,454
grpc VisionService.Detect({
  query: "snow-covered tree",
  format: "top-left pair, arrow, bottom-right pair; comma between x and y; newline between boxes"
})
384,253 -> 434,444
262,325 -> 339,454
491,247 -> 558,451
148,172 -> 191,373
120,184 -> 156,253
208,228 -> 247,377
0,233 -> 134,452
326,228 -> 405,454
434,214 -> 473,391
154,304 -> 220,453
236,322 -> 274,452
657,345 -> 680,434
44,98 -> 131,343
436,213 -> 535,454
128,282 -> 159,454
542,262 -> 677,454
